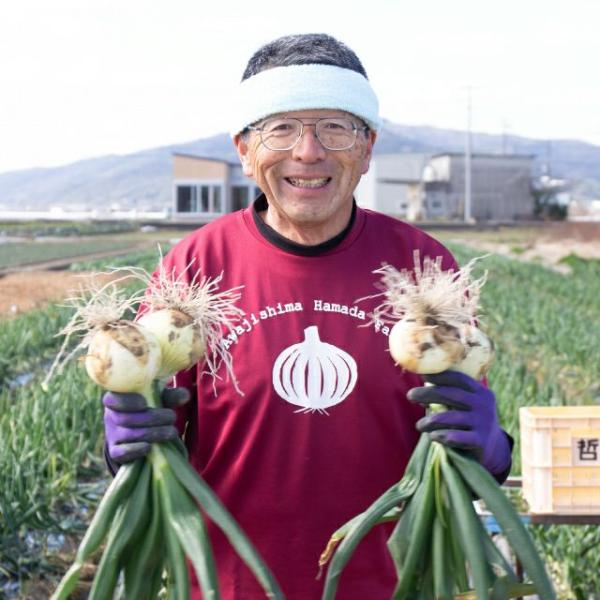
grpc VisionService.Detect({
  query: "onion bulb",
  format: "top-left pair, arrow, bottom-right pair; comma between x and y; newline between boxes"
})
453,324 -> 494,380
137,308 -> 206,378
127,259 -> 244,388
388,316 -> 465,375
373,251 -> 494,380
42,260 -> 245,395
41,277 -> 166,398
85,321 -> 161,393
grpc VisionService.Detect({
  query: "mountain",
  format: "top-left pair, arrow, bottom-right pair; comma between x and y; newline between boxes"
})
1,121 -> 599,211
0,135 -> 239,212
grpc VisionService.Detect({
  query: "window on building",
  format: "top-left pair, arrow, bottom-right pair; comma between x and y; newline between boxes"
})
201,186 -> 210,212
213,186 -> 221,212
177,186 -> 195,212
231,186 -> 249,211
176,184 -> 224,213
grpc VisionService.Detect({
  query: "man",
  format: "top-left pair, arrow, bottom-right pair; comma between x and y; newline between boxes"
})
103,33 -> 512,598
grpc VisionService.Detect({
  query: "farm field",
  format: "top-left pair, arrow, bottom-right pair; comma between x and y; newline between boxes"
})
0,222 -> 185,275
0,239 -> 137,271
0,223 -> 598,598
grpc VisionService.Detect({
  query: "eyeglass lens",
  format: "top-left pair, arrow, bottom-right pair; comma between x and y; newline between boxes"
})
260,118 -> 357,150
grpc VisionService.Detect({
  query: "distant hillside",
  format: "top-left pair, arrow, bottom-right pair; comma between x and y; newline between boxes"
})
0,135 -> 239,212
1,121 -> 598,211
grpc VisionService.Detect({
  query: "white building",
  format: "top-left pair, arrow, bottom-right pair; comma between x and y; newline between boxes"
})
423,153 -> 535,222
356,152 -> 535,221
354,153 -> 428,220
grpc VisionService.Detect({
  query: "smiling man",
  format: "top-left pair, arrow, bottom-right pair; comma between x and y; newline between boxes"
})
101,33 -> 513,598
235,106 -> 375,244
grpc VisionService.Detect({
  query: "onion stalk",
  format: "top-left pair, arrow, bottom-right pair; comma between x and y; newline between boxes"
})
320,251 -> 555,599
45,267 -> 283,599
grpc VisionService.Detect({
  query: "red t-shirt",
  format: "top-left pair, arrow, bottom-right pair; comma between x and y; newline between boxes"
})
161,203 -> 457,599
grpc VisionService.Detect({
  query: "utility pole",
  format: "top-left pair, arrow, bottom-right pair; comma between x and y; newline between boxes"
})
464,86 -> 472,223
501,118 -> 510,155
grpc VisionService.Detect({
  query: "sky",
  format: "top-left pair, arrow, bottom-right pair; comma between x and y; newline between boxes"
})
1,0 -> 599,174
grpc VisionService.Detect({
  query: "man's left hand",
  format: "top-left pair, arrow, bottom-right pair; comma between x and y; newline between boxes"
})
407,370 -> 512,476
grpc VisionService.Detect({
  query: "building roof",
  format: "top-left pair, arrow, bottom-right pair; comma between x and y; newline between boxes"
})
172,152 -> 240,166
431,152 -> 535,160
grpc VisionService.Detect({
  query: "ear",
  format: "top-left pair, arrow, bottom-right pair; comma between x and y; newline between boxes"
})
234,134 -> 253,177
360,130 -> 377,175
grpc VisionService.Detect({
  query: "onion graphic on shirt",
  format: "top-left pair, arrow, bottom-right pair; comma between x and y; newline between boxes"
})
272,326 -> 357,414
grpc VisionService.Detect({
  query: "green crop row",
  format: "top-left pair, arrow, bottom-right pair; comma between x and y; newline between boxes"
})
0,305 -> 72,387
0,365 -> 105,585
69,245 -> 171,273
448,244 -> 600,600
0,220 -> 138,238
0,240 -> 137,269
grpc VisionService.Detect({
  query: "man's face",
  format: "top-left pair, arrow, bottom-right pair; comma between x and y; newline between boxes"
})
235,109 -> 376,238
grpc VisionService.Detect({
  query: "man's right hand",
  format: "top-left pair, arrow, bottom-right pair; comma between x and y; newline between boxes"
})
103,388 -> 190,465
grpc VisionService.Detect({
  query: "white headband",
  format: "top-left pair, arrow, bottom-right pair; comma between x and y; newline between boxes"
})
230,63 -> 381,136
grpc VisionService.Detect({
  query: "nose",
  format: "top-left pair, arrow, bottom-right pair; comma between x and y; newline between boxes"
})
291,124 -> 327,161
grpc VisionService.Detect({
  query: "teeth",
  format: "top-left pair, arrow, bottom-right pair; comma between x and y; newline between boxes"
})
287,177 -> 329,188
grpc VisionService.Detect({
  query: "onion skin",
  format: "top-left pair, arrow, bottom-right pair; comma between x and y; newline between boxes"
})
85,322 -> 161,394
389,317 -> 465,375
452,325 -> 494,380
138,309 -> 206,378
389,318 -> 493,380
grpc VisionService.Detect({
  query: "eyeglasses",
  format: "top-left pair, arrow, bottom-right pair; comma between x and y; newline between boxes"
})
248,117 -> 369,151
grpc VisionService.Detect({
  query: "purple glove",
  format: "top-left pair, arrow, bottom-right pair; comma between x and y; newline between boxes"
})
103,387 -> 190,466
407,370 -> 512,476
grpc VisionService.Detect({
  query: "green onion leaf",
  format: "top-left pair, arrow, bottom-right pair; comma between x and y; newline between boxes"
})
163,443 -> 283,599
447,449 -> 556,600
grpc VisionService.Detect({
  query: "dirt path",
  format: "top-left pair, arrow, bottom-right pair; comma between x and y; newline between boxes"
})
449,237 -> 600,273
0,245 -> 153,319
0,271 -> 118,317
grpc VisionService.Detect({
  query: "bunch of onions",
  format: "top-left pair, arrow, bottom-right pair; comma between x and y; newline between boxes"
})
319,252 -> 555,600
45,265 -> 283,600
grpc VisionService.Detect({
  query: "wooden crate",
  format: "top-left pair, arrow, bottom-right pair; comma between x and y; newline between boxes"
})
520,406 -> 600,514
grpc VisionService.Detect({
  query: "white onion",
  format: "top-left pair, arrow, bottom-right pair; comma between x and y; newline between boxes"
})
374,253 -> 494,380
85,322 -> 161,393
452,324 -> 495,380
389,317 -> 465,375
137,309 -> 206,378
388,317 -> 494,379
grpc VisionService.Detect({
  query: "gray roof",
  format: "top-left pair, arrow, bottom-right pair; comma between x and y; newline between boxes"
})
431,152 -> 535,160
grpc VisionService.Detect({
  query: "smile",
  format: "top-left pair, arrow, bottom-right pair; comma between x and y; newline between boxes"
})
285,177 -> 331,189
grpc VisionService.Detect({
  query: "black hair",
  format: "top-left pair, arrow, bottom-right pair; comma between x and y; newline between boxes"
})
241,33 -> 368,81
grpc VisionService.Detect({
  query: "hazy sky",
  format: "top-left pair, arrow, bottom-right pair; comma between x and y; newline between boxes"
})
1,0 -> 598,174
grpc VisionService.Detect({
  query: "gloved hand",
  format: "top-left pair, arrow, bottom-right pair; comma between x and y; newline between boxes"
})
103,387 -> 190,466
407,370 -> 512,476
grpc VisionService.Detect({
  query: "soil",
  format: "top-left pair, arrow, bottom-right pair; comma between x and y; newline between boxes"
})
450,237 -> 600,274
0,271 -> 117,318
